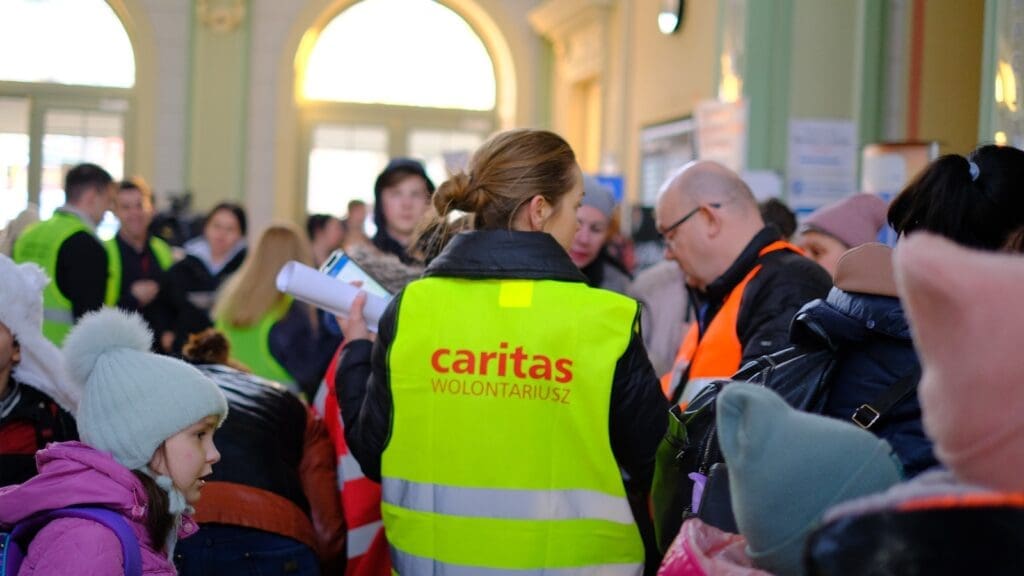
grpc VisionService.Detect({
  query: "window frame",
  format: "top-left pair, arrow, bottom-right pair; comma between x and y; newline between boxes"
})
0,79 -> 135,213
298,100 -> 495,218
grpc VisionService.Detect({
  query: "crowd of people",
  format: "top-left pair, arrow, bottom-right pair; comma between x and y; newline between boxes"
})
1,127 -> 1022,575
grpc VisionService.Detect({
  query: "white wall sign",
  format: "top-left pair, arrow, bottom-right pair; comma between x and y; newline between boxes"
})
786,118 -> 858,212
695,99 -> 748,173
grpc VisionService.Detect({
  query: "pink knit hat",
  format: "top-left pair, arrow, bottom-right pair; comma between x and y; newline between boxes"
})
894,233 -> 1024,492
801,193 -> 889,248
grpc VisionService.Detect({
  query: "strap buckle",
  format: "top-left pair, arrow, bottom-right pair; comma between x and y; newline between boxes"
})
852,404 -> 881,429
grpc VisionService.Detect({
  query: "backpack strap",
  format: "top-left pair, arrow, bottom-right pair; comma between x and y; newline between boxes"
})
851,366 -> 922,430
9,507 -> 142,576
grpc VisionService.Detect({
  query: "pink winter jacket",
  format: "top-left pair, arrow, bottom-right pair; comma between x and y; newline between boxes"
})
0,442 -> 198,575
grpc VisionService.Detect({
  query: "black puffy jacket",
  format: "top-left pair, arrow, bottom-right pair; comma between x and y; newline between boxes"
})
792,289 -> 938,477
196,364 -> 310,513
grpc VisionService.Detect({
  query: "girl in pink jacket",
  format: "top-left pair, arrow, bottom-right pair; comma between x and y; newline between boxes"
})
0,308 -> 229,575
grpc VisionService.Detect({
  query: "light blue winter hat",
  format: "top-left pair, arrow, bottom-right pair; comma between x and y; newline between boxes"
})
717,383 -> 902,576
63,308 -> 228,471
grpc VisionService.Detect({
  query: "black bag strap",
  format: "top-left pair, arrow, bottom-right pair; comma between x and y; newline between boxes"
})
732,346 -> 806,382
851,366 -> 921,429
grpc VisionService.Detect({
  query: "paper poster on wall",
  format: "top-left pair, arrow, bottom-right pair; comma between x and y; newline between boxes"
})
639,117 -> 697,206
860,142 -> 938,246
695,99 -> 748,173
860,142 -> 937,201
786,119 -> 858,213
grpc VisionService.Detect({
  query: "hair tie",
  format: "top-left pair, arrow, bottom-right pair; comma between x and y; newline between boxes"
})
968,160 -> 981,182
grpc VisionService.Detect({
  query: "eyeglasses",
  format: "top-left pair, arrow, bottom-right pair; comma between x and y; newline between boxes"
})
659,203 -> 721,238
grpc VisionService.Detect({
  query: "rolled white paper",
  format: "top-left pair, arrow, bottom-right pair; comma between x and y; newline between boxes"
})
276,261 -> 390,333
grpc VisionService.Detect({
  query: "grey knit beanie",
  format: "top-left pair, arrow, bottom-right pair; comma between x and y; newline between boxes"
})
64,308 -> 228,471
581,175 -> 616,220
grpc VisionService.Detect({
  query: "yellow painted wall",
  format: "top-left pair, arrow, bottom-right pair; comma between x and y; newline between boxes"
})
918,0 -> 985,155
625,0 -> 719,203
789,0 -> 857,118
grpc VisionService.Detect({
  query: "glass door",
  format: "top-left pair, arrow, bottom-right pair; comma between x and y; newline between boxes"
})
306,124 -> 390,217
40,107 -> 125,238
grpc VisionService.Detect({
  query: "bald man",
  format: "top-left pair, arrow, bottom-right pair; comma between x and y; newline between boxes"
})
656,161 -> 831,406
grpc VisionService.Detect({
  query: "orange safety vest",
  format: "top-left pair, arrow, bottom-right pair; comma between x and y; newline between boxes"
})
661,241 -> 804,407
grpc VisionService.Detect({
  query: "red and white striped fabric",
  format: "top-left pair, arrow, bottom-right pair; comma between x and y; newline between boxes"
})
314,346 -> 391,576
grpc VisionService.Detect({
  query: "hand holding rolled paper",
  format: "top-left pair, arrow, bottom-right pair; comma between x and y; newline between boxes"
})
275,261 -> 390,333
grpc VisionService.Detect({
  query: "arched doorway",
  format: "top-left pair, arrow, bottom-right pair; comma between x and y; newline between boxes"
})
0,0 -> 136,235
296,0 -> 499,217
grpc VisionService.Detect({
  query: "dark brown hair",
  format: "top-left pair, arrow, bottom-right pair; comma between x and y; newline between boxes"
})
888,144 -> 1024,250
119,177 -> 154,204
182,328 -> 251,372
414,129 -> 578,261
132,470 -> 174,550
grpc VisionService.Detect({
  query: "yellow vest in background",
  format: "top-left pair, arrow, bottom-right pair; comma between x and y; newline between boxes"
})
103,235 -> 174,306
216,296 -> 296,389
382,276 -> 645,574
13,211 -> 97,346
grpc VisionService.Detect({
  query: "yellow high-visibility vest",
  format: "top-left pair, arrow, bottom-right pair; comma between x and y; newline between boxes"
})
13,211 -> 98,346
382,276 -> 645,574
103,235 -> 174,306
216,296 -> 296,389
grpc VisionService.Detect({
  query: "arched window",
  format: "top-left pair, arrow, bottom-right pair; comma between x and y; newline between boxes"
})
299,0 -> 497,217
0,0 -> 134,232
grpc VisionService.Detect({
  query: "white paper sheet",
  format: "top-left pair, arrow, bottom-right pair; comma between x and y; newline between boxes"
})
276,261 -> 390,333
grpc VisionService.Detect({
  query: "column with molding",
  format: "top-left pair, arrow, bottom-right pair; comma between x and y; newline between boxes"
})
187,0 -> 250,211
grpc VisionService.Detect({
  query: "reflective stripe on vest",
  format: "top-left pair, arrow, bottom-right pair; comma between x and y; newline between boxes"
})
216,297 -> 296,389
382,478 -> 635,524
13,212 -> 96,346
104,236 -> 174,306
660,241 -> 804,407
383,277 -> 645,573
391,548 -> 643,576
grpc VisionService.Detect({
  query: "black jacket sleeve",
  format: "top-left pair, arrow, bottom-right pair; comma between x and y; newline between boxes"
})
736,256 -> 832,365
334,294 -> 401,483
55,231 -> 108,320
608,312 -> 669,492
269,301 -> 344,399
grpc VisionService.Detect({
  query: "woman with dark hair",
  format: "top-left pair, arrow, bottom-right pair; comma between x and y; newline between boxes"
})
305,214 -> 343,268
158,202 -> 248,354
888,144 -> 1024,249
337,129 -> 667,574
371,158 -> 434,264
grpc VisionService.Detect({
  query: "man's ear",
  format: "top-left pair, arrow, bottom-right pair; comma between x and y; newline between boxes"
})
704,205 -> 724,239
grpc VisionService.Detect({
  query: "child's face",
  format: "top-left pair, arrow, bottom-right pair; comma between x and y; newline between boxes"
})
150,415 -> 221,504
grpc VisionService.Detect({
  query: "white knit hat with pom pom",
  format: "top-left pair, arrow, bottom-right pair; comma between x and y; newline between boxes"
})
0,254 -> 76,412
63,308 -> 228,471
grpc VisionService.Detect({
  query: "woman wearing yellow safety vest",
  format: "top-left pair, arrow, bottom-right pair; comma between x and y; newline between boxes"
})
214,224 -> 341,400
336,129 -> 669,575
